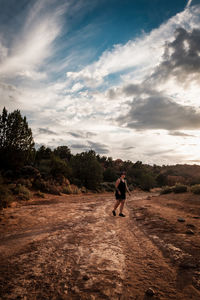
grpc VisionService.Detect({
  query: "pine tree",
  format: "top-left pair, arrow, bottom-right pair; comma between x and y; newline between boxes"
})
0,107 -> 35,170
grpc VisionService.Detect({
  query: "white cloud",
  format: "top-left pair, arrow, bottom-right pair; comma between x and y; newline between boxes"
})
66,5 -> 200,88
1,1 -> 200,165
186,0 -> 193,8
0,0 -> 66,80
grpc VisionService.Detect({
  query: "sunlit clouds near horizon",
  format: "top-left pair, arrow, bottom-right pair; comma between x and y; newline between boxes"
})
0,0 -> 200,165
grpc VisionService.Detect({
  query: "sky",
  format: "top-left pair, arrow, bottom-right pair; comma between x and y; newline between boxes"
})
0,0 -> 200,165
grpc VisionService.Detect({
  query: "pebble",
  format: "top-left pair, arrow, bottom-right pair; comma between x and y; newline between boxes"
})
145,288 -> 155,296
82,275 -> 89,281
186,224 -> 196,228
177,218 -> 185,222
186,229 -> 194,235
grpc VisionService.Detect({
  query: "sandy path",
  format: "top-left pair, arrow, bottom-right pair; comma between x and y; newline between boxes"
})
0,192 -> 200,299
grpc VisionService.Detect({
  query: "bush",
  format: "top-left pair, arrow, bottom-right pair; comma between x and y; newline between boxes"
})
81,186 -> 87,193
71,184 -> 81,194
191,184 -> 200,195
16,178 -> 32,189
34,191 -> 45,198
33,178 -> 46,191
172,184 -> 187,193
13,184 -> 31,200
45,183 -> 61,195
62,185 -> 72,194
0,184 -> 14,209
160,186 -> 173,194
20,166 -> 40,179
100,182 -> 115,192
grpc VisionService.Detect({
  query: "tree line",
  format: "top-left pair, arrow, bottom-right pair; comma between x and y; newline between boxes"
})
1,107 -> 200,193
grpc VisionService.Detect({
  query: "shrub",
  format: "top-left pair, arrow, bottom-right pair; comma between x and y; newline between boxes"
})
0,184 -> 14,209
191,184 -> 200,195
160,186 -> 173,194
33,178 -> 46,191
20,166 -> 40,179
13,184 -> 31,200
81,186 -> 87,193
62,185 -> 72,194
172,184 -> 188,193
71,184 -> 81,194
45,183 -> 61,195
100,182 -> 115,192
34,191 -> 45,198
16,178 -> 32,189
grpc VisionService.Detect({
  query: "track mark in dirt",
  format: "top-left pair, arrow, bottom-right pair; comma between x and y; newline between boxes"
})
0,192 -> 200,299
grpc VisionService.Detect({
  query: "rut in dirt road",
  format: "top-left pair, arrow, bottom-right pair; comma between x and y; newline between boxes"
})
0,192 -> 200,299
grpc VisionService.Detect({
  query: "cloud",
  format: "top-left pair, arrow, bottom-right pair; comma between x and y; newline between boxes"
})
144,149 -> 175,157
0,0 -> 67,80
68,131 -> 97,138
66,5 -> 200,87
88,141 -> 109,154
168,131 -> 195,137
152,27 -> 200,85
38,128 -> 57,135
70,140 -> 109,154
186,0 -> 193,8
71,143 -> 88,149
118,95 -> 200,130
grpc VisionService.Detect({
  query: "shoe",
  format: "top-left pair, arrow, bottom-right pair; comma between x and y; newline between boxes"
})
112,210 -> 116,216
119,213 -> 125,217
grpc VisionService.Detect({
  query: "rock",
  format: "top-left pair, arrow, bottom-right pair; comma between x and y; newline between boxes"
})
9,202 -> 18,208
82,275 -> 89,281
193,216 -> 200,219
177,218 -> 185,222
186,229 -> 194,235
186,224 -> 196,229
180,261 -> 197,269
145,288 -> 155,296
146,196 -> 151,200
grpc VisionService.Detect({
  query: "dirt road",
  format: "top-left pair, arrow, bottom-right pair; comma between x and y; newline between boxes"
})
0,191 -> 200,299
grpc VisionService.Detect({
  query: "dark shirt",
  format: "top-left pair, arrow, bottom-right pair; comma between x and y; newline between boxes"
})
115,179 -> 126,200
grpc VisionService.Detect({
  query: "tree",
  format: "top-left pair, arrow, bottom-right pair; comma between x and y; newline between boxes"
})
0,108 -> 35,170
53,146 -> 71,161
103,167 -> 117,182
71,150 -> 103,190
35,146 -> 52,161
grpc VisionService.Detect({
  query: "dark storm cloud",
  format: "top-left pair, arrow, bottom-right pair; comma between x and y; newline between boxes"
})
118,95 -> 200,130
122,84 -> 157,97
38,128 -> 56,135
114,27 -> 200,131
68,131 -> 97,138
71,140 -> 109,154
122,146 -> 135,150
168,131 -> 194,137
153,27 -> 200,83
144,149 -> 175,157
88,141 -> 109,154
71,143 -> 88,149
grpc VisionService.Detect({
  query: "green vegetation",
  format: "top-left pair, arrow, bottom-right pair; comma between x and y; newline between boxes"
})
173,184 -> 188,193
161,184 -> 188,194
34,191 -> 45,198
160,186 -> 173,194
0,184 -> 14,209
0,107 -> 34,170
0,107 -> 200,209
191,184 -> 200,195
